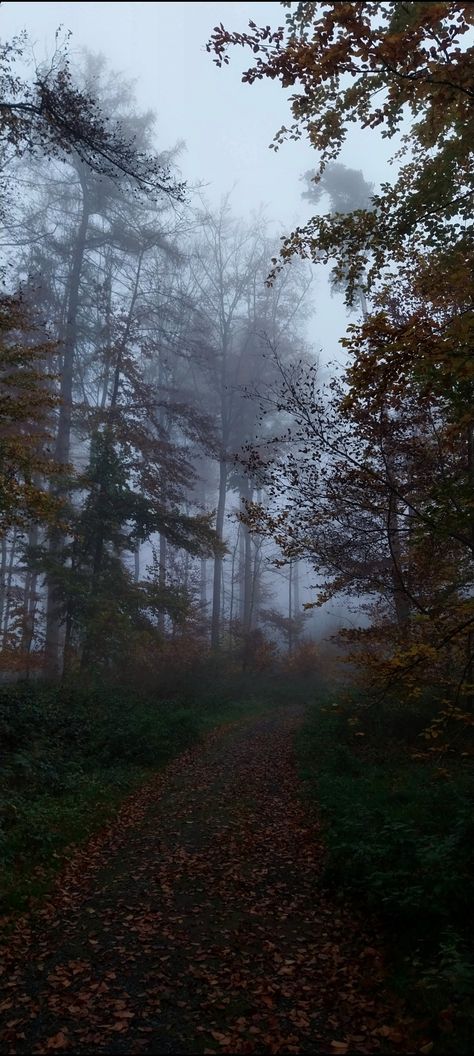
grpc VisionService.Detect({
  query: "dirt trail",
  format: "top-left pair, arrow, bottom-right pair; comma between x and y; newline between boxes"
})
0,709 -> 417,1054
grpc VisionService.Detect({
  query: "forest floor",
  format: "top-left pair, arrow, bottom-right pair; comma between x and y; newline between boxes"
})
0,708 -> 425,1055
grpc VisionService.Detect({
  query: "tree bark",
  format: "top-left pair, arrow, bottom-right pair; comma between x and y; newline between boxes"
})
200,557 -> 207,609
2,530 -> 17,648
45,167 -> 90,677
387,491 -> 411,637
0,534 -> 7,631
288,560 -> 293,656
158,533 -> 167,635
211,458 -> 227,648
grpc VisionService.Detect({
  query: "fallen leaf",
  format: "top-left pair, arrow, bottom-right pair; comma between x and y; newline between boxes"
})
46,1031 -> 69,1050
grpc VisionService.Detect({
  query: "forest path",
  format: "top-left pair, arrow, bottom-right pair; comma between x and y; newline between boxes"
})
0,708 -> 416,1054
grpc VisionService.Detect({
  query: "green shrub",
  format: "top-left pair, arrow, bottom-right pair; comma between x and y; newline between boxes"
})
92,703 -> 200,766
297,698 -> 474,1047
0,673 -> 271,910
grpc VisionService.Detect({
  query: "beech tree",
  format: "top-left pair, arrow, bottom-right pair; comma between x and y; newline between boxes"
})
0,31 -> 184,199
0,294 -> 60,669
209,2 -> 474,703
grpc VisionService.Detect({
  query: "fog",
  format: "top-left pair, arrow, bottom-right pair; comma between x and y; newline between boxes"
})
0,1 -> 398,675
1,10 -> 471,1045
2,2 -> 397,357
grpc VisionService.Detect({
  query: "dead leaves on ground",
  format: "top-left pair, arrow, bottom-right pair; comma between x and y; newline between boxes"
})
0,715 -> 423,1054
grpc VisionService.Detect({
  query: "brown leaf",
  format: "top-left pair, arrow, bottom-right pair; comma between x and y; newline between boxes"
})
46,1031 -> 69,1051
261,994 -> 275,1008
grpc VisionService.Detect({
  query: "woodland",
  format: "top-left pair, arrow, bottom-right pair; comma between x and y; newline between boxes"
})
0,3 -> 473,1054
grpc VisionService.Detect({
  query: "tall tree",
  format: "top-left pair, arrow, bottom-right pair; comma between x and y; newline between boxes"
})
210,2 -> 474,699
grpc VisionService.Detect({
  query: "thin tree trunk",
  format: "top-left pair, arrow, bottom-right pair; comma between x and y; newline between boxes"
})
249,539 -> 262,631
243,525 -> 253,633
211,459 -> 227,648
183,552 -> 190,592
63,534 -> 78,677
465,425 -> 474,691
0,534 -> 7,631
387,491 -> 411,637
240,478 -> 253,633
228,526 -> 240,642
238,520 -> 245,624
288,560 -> 293,656
158,533 -> 166,635
21,524 -> 39,674
99,272 -> 113,410
200,557 -> 207,609
2,530 -> 17,648
293,560 -> 300,617
199,483 -> 207,611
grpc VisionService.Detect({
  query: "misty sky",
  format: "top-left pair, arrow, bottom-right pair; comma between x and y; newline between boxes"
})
2,2 -> 398,365
2,1 -> 401,630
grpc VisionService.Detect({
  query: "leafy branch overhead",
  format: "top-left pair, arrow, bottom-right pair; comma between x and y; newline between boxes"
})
0,31 -> 186,199
209,2 -> 474,706
208,3 -> 473,296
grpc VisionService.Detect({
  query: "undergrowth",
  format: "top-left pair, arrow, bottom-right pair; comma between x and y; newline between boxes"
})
297,693 -> 474,1054
0,668 -> 274,911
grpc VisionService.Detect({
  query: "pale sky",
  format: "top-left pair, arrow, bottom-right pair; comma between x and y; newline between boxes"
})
3,1 -> 399,629
2,2 -> 398,364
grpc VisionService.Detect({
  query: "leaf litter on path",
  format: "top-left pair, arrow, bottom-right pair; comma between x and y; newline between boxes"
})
0,711 -> 424,1054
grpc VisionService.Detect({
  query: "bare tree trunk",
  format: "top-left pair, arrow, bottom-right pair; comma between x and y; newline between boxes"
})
293,560 -> 300,618
183,551 -> 190,592
211,459 -> 227,648
99,271 -> 113,410
228,526 -> 240,642
243,525 -> 253,633
158,533 -> 167,635
387,491 -> 411,637
21,524 -> 39,673
0,534 -> 7,631
199,484 -> 207,611
200,557 -> 207,609
134,545 -> 140,584
288,560 -> 293,656
221,559 -> 226,627
45,170 -> 91,678
358,286 -> 369,321
238,521 -> 245,624
2,530 -> 17,648
249,538 -> 262,631
239,479 -> 253,633
465,425 -> 474,691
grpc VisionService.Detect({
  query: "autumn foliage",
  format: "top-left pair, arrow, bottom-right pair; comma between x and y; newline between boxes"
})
0,7 -> 473,1052
210,1 -> 474,720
